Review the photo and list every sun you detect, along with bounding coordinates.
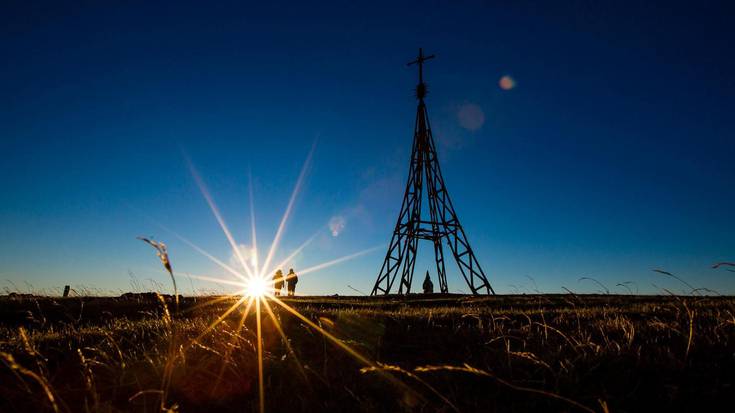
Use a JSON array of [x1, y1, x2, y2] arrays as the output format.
[[245, 276, 269, 298]]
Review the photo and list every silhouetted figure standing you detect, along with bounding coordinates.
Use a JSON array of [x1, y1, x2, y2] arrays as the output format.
[[286, 268, 298, 296], [273, 269, 284, 296], [423, 271, 434, 294]]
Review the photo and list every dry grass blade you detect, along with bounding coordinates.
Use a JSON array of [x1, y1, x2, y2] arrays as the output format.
[[683, 301, 695, 359], [128, 389, 164, 402], [0, 352, 60, 413], [616, 283, 633, 295], [508, 351, 552, 371], [533, 322, 580, 349], [414, 363, 596, 413], [360, 363, 459, 412], [578, 277, 610, 294], [18, 327, 40, 358], [652, 269, 697, 294], [138, 236, 179, 311]]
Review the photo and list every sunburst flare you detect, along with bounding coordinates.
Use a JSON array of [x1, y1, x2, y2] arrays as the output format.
[[166, 146, 398, 413]]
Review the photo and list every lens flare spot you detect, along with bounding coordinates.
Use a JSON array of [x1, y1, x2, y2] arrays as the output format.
[[499, 75, 515, 90], [329, 215, 346, 237], [457, 103, 485, 131]]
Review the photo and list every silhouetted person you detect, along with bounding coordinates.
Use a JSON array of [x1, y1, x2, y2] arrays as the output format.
[[423, 271, 434, 294], [273, 269, 284, 296], [286, 268, 298, 296]]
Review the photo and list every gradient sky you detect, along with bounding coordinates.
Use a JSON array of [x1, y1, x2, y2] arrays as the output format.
[[2, 1, 734, 296]]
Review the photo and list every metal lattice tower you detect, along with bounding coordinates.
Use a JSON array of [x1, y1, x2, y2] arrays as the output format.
[[371, 48, 495, 296]]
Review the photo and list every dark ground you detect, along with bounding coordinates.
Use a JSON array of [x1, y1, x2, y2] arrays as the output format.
[[1, 293, 734, 412]]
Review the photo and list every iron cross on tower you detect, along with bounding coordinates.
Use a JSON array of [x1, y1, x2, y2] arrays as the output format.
[[371, 48, 495, 296], [408, 47, 434, 99]]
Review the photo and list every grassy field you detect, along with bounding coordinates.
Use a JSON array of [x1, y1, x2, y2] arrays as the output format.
[[1, 293, 734, 412]]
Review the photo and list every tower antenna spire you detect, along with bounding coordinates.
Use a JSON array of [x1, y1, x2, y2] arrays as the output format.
[[407, 48, 435, 100], [372, 49, 495, 296]]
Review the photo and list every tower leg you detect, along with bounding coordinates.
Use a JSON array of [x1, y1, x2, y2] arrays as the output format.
[[441, 228, 495, 295], [432, 238, 448, 293], [399, 231, 419, 294], [372, 123, 424, 295]]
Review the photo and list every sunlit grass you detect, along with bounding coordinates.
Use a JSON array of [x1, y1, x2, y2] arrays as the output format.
[[2, 294, 735, 412]]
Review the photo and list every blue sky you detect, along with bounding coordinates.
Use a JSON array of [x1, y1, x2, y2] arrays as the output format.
[[1, 1, 733, 295]]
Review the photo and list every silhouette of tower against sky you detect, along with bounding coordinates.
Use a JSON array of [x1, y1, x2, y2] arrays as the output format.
[[371, 49, 495, 296]]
